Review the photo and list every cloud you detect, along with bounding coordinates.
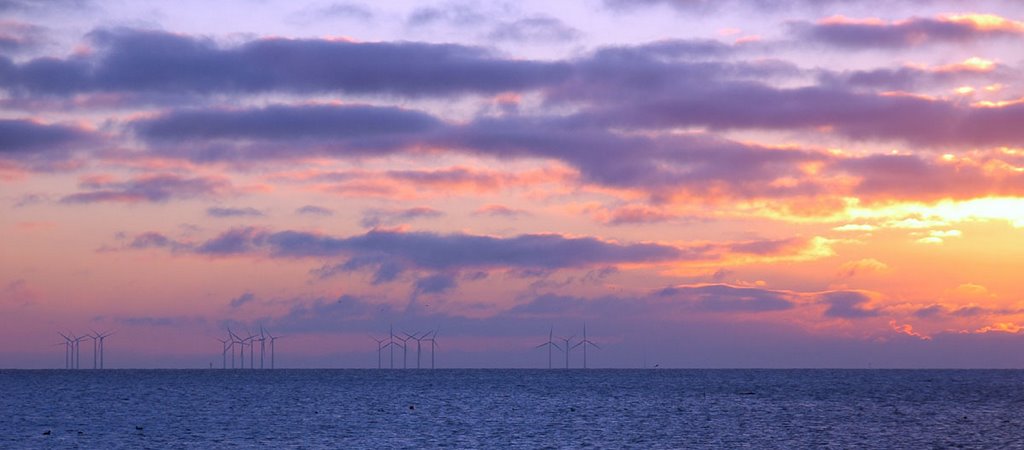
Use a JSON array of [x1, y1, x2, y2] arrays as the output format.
[[114, 315, 206, 327], [60, 174, 232, 204], [834, 153, 1024, 201], [820, 291, 880, 318], [914, 304, 991, 319], [296, 205, 334, 216], [597, 205, 676, 225], [360, 206, 443, 228], [0, 20, 47, 52], [406, 4, 486, 27], [1, 28, 570, 97], [791, 14, 1024, 49], [817, 58, 1010, 91], [132, 104, 443, 162], [288, 2, 374, 23], [195, 227, 266, 255], [837, 258, 888, 278], [414, 273, 458, 295], [207, 206, 263, 217], [229, 292, 256, 308], [0, 118, 92, 159], [657, 284, 796, 312], [473, 204, 529, 218], [487, 16, 581, 43]]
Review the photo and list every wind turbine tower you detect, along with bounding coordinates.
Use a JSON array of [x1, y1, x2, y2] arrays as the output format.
[[96, 330, 114, 369], [559, 334, 575, 369], [535, 327, 561, 369], [267, 330, 282, 369], [427, 329, 439, 369], [571, 323, 600, 369]]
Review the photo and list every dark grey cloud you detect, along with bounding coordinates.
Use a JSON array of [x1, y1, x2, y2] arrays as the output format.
[[60, 174, 231, 204], [207, 206, 263, 218], [820, 291, 880, 318], [1, 28, 570, 97]]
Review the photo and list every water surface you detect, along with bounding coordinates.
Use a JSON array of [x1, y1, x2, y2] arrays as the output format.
[[3, 369, 1022, 448]]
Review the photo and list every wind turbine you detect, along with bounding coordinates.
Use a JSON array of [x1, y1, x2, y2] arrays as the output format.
[[397, 332, 413, 369], [71, 334, 87, 369], [267, 330, 282, 369], [405, 332, 426, 369], [217, 337, 231, 369], [370, 335, 386, 369], [571, 323, 600, 369], [58, 333, 73, 369], [245, 331, 257, 369], [258, 326, 267, 369], [84, 333, 98, 369], [388, 325, 400, 369], [426, 329, 439, 369], [228, 327, 244, 369], [559, 334, 575, 369], [535, 327, 561, 369], [94, 330, 114, 369]]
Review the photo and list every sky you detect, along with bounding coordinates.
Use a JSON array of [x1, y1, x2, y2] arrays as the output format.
[[4, 0, 1024, 369]]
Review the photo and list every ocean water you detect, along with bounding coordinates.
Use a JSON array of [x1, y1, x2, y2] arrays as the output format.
[[3, 369, 1023, 449]]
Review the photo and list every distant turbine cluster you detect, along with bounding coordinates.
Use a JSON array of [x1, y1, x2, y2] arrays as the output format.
[[370, 326, 439, 369], [57, 330, 114, 369], [535, 324, 600, 369], [217, 325, 281, 369]]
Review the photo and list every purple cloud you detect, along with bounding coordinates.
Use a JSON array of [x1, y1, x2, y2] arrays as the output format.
[[657, 284, 796, 312], [0, 118, 91, 158], [360, 206, 443, 228], [820, 291, 880, 318], [487, 16, 580, 42], [60, 174, 231, 204], [207, 206, 263, 217], [791, 16, 1024, 49], [1, 28, 570, 96], [296, 205, 334, 216]]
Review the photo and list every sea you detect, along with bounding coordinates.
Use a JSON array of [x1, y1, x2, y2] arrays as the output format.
[[2, 369, 1023, 449]]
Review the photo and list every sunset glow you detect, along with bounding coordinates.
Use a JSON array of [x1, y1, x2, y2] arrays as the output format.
[[4, 0, 1024, 369]]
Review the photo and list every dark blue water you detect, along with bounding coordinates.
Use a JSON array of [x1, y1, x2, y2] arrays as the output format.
[[3, 369, 1024, 448]]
